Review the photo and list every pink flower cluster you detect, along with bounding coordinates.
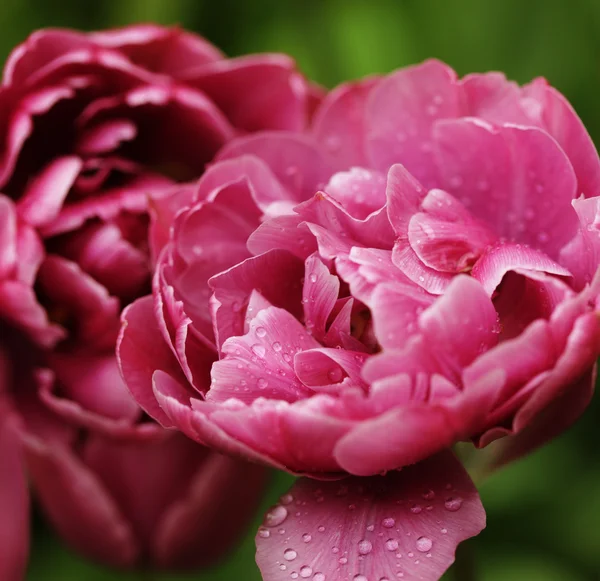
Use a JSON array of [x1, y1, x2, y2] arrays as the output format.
[[0, 24, 317, 577], [0, 23, 598, 581]]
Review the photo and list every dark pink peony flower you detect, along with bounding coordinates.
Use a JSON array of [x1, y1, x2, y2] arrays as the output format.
[[0, 23, 319, 573], [118, 60, 600, 580]]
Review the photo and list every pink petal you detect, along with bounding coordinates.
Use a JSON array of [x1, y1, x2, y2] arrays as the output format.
[[408, 189, 496, 273], [433, 120, 579, 257], [209, 306, 319, 404], [366, 60, 463, 186], [118, 296, 189, 427], [46, 351, 140, 422], [392, 241, 454, 294], [324, 167, 387, 220], [89, 24, 223, 76], [247, 215, 318, 260], [23, 433, 139, 568], [155, 452, 268, 569], [0, 280, 65, 347], [0, 412, 29, 581], [217, 132, 334, 201], [256, 451, 485, 581], [523, 81, 600, 200], [559, 196, 600, 289], [385, 163, 427, 239], [471, 243, 572, 296], [303, 254, 339, 342], [0, 196, 17, 278], [312, 77, 380, 167], [76, 118, 137, 155], [186, 54, 312, 132], [209, 250, 305, 348]]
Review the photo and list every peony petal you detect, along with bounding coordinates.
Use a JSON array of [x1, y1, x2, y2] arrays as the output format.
[[155, 452, 268, 569], [0, 413, 29, 581], [209, 307, 319, 404], [366, 60, 463, 186], [0, 196, 17, 278], [217, 132, 334, 201], [256, 451, 485, 581], [302, 254, 339, 342], [186, 54, 311, 132], [209, 249, 305, 348], [433, 120, 579, 257], [118, 296, 190, 427], [312, 77, 380, 168], [23, 432, 139, 568], [471, 243, 571, 296], [247, 214, 318, 260], [323, 167, 388, 220]]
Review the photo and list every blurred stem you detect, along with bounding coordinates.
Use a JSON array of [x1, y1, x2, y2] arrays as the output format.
[[453, 542, 477, 581]]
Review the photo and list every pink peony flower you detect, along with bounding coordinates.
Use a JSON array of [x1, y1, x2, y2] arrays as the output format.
[[0, 23, 318, 573], [118, 60, 600, 580]]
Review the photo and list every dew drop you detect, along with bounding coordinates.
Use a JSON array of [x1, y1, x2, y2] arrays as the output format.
[[418, 275, 425, 283], [291, 573, 299, 579], [252, 344, 266, 358], [256, 326, 267, 337], [339, 557, 348, 565], [385, 539, 399, 551], [318, 526, 326, 533], [382, 517, 395, 528], [407, 552, 414, 558], [309, 273, 318, 283], [264, 505, 288, 527], [410, 504, 422, 514], [280, 564, 287, 571], [441, 528, 448, 535], [444, 497, 463, 512], [281, 494, 294, 505], [258, 378, 268, 389], [300, 566, 313, 578], [422, 489, 435, 500], [327, 367, 344, 383], [314, 574, 325, 581], [302, 533, 312, 543], [258, 528, 270, 538], [353, 575, 368, 581], [366, 524, 375, 532], [273, 341, 282, 352], [358, 540, 373, 555], [284, 549, 298, 561], [416, 536, 433, 552], [380, 578, 390, 581]]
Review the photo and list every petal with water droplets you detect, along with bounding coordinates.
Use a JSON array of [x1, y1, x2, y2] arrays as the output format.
[[256, 451, 485, 581]]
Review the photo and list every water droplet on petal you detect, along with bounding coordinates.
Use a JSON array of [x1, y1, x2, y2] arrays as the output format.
[[441, 528, 448, 534], [318, 526, 326, 533], [422, 489, 435, 500], [309, 273, 318, 283], [385, 539, 399, 551], [280, 564, 287, 571], [416, 536, 432, 552], [410, 504, 422, 514], [300, 566, 313, 578], [339, 557, 348, 565], [366, 524, 375, 532], [281, 494, 293, 505], [273, 341, 282, 352], [258, 378, 268, 389], [252, 344, 266, 358], [314, 574, 325, 581], [382, 517, 395, 528], [258, 528, 270, 538], [327, 367, 344, 383], [291, 572, 299, 579], [353, 575, 368, 581], [256, 326, 267, 337], [358, 540, 372, 555], [264, 505, 288, 527], [302, 533, 312, 543], [444, 497, 463, 512], [284, 549, 298, 561]]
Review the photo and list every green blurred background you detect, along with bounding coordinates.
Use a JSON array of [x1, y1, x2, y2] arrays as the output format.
[[2, 0, 599, 579]]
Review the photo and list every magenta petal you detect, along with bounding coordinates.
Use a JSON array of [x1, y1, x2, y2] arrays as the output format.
[[433, 120, 579, 256], [155, 452, 268, 569], [0, 196, 17, 278], [209, 306, 319, 404], [256, 451, 485, 581], [118, 296, 187, 427], [217, 132, 335, 201], [471, 243, 572, 296], [312, 77, 380, 168], [23, 434, 139, 568], [187, 54, 311, 132], [303, 254, 339, 342], [0, 413, 29, 581], [366, 60, 463, 186]]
